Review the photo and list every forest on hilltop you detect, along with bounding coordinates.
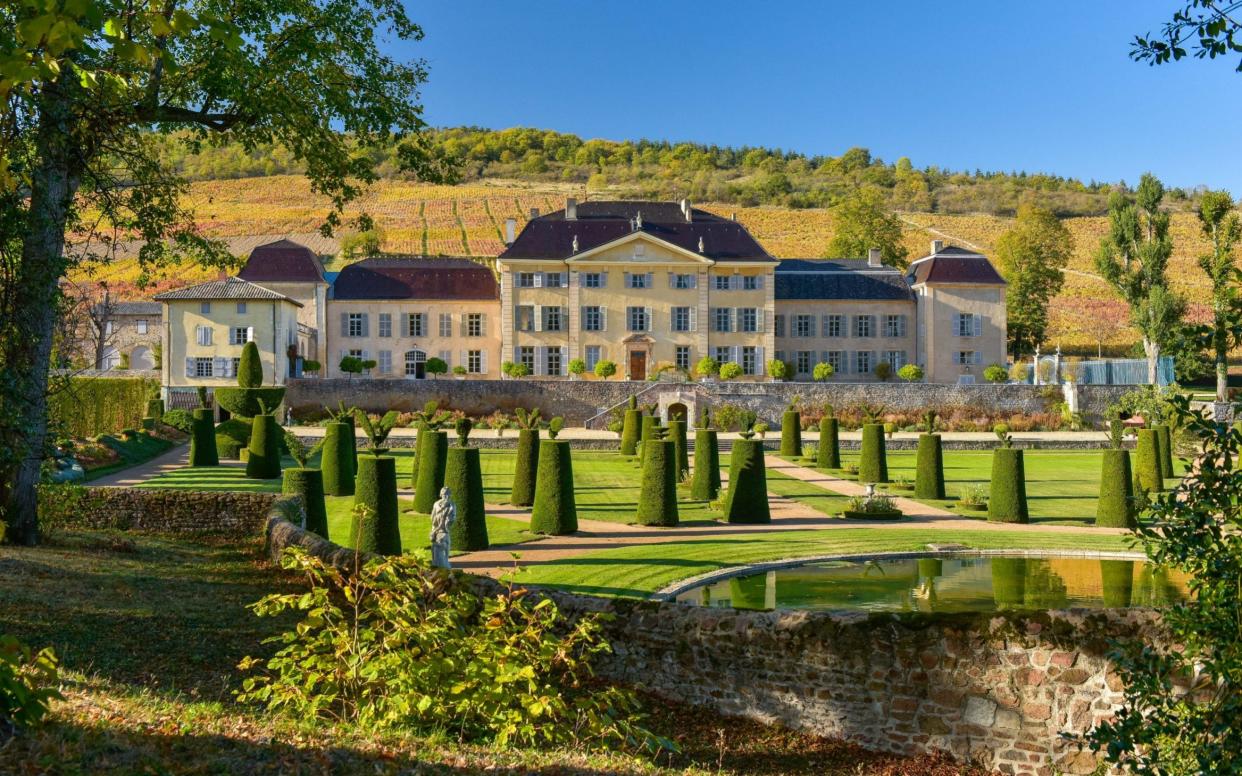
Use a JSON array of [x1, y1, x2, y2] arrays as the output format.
[[149, 126, 1207, 218]]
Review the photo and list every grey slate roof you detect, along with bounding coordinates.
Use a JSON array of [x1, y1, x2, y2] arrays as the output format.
[[153, 277, 302, 306], [108, 301, 161, 316], [774, 259, 915, 301], [907, 245, 1006, 285]]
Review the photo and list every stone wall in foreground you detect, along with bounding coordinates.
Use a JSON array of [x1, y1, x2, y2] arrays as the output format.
[[55, 487, 286, 538]]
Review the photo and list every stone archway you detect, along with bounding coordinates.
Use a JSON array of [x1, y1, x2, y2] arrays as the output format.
[[667, 402, 689, 422], [656, 389, 699, 425]]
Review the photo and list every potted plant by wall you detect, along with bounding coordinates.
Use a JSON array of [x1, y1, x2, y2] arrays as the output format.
[[955, 484, 989, 512], [451, 364, 467, 380], [983, 364, 1008, 384], [567, 358, 586, 380], [813, 362, 835, 383], [718, 362, 743, 381], [695, 356, 719, 383], [842, 489, 902, 520], [425, 357, 448, 379], [593, 359, 617, 380], [897, 363, 924, 383]]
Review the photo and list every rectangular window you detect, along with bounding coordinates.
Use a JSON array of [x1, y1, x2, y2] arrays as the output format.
[[348, 313, 364, 337], [518, 346, 535, 373], [673, 273, 696, 290], [378, 350, 392, 374], [516, 306, 534, 332], [468, 350, 483, 373], [136, 319, 148, 335], [742, 275, 759, 291], [796, 350, 813, 375], [713, 275, 731, 291], [854, 315, 874, 338], [672, 306, 692, 332], [794, 314, 814, 337], [712, 307, 733, 333], [194, 357, 214, 377], [378, 313, 392, 338], [627, 273, 650, 289], [543, 272, 563, 288], [200, 302, 211, 314], [884, 350, 907, 370], [741, 346, 758, 375], [196, 325, 213, 346], [956, 313, 982, 337], [585, 345, 602, 371], [738, 308, 759, 333], [466, 313, 483, 337], [439, 313, 452, 337], [546, 346, 563, 376], [406, 313, 426, 337], [627, 306, 648, 332], [825, 314, 844, 338], [348, 348, 364, 359], [957, 350, 979, 366], [675, 345, 691, 371], [236, 302, 247, 314], [714, 346, 732, 364], [826, 350, 844, 373], [582, 306, 603, 332], [542, 306, 563, 332], [855, 351, 873, 374], [518, 272, 537, 288], [884, 314, 907, 338], [774, 315, 785, 337], [231, 357, 240, 376], [582, 272, 604, 288], [230, 326, 249, 345]]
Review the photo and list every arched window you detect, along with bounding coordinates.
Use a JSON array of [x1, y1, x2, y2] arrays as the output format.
[[404, 349, 427, 377]]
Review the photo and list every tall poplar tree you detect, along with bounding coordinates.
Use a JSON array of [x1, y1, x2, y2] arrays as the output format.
[[994, 204, 1074, 359], [1195, 190, 1242, 401]]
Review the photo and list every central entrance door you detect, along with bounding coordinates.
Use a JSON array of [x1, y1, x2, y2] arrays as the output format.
[[629, 350, 647, 381]]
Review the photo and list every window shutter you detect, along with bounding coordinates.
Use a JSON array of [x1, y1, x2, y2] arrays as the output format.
[[534, 305, 543, 332], [535, 346, 546, 375], [623, 272, 630, 288], [689, 274, 698, 289], [600, 271, 608, 287], [480, 350, 488, 374], [731, 275, 740, 290], [689, 306, 697, 331], [185, 357, 194, 377], [668, 272, 675, 288], [756, 275, 765, 290], [645, 272, 653, 288], [600, 307, 608, 331], [340, 313, 348, 337], [973, 314, 983, 337], [731, 345, 740, 365], [756, 346, 765, 374], [731, 308, 739, 333], [213, 356, 227, 376], [360, 314, 369, 337], [757, 308, 766, 333], [479, 314, 487, 336], [644, 306, 652, 332], [560, 352, 568, 376], [460, 350, 468, 371], [246, 326, 254, 342], [533, 273, 543, 288]]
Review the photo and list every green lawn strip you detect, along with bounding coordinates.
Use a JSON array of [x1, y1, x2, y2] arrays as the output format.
[[83, 434, 177, 482], [505, 528, 1138, 598], [764, 469, 852, 517]]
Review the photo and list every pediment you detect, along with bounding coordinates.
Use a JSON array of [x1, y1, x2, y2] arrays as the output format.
[[565, 231, 714, 266]]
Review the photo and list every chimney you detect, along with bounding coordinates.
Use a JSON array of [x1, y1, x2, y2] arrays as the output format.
[[565, 197, 577, 220], [504, 218, 516, 245], [868, 248, 882, 267], [680, 198, 692, 222], [931, 239, 943, 254], [529, 207, 540, 219]]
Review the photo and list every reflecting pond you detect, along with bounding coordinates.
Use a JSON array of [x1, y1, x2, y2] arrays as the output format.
[[673, 555, 1190, 613]]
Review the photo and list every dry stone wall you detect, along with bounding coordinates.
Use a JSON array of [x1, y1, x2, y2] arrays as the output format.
[[65, 487, 284, 537]]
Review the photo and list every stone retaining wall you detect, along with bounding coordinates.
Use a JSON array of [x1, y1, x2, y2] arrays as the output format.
[[62, 487, 286, 537]]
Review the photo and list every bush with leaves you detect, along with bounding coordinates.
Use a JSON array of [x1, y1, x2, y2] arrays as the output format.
[[160, 408, 194, 433], [695, 356, 719, 379], [718, 362, 743, 381], [238, 549, 669, 753], [766, 359, 789, 381], [0, 635, 61, 737], [983, 364, 1009, 384], [593, 359, 617, 379], [874, 361, 892, 382], [812, 362, 835, 382], [897, 363, 924, 383], [424, 357, 448, 378], [355, 410, 400, 454]]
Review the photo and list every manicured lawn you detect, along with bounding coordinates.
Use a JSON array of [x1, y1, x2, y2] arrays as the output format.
[[506, 528, 1138, 598], [82, 433, 177, 481], [765, 469, 853, 516]]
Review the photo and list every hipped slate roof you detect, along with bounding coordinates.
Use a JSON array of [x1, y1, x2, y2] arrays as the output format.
[[332, 257, 499, 301], [238, 239, 327, 283], [907, 245, 1006, 285], [153, 277, 302, 305], [107, 301, 162, 316], [500, 201, 775, 262], [774, 259, 915, 301]]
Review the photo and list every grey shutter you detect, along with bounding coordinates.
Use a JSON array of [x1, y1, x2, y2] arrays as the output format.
[[756, 308, 765, 333], [185, 357, 194, 378], [600, 271, 608, 287], [689, 274, 697, 289], [973, 314, 983, 337], [534, 305, 543, 332], [668, 271, 675, 288], [644, 306, 652, 332], [401, 313, 410, 336], [756, 346, 764, 374], [213, 356, 227, 377], [688, 306, 696, 331], [559, 350, 568, 376], [600, 306, 608, 331], [645, 272, 653, 288], [623, 272, 630, 288], [360, 314, 369, 338], [340, 312, 348, 337], [479, 313, 487, 336]]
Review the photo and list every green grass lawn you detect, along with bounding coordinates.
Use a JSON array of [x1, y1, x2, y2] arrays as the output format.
[[765, 469, 853, 516], [83, 432, 176, 481]]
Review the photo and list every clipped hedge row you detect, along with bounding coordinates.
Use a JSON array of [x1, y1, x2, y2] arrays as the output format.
[[49, 376, 158, 438]]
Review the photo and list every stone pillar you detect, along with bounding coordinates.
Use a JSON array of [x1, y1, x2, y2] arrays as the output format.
[[568, 269, 580, 362]]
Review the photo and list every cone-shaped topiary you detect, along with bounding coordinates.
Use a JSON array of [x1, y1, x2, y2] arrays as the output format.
[[413, 430, 448, 513], [1100, 560, 1134, 607], [816, 417, 840, 469], [640, 413, 659, 441], [189, 408, 218, 467], [668, 419, 689, 481], [635, 439, 679, 526], [407, 421, 426, 488], [987, 448, 1029, 523], [351, 454, 401, 555], [723, 438, 771, 524], [1134, 428, 1164, 494], [619, 409, 641, 455], [1152, 423, 1174, 479], [282, 468, 328, 539], [245, 413, 282, 479], [780, 411, 802, 457], [530, 439, 578, 535], [690, 428, 721, 501], [342, 412, 358, 478], [1096, 449, 1136, 528], [445, 446, 488, 550], [510, 428, 540, 506], [320, 421, 355, 496], [914, 433, 945, 499], [237, 341, 264, 388], [858, 424, 889, 483], [991, 558, 1027, 608]]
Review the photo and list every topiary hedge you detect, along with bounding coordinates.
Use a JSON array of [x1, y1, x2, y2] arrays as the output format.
[[237, 341, 264, 388], [640, 414, 659, 442], [1152, 423, 1174, 480], [189, 408, 218, 467], [816, 417, 840, 469], [413, 430, 448, 514], [987, 448, 1029, 523], [214, 386, 287, 419], [510, 428, 540, 507], [690, 428, 721, 501], [914, 433, 945, 499], [780, 410, 802, 457], [1096, 449, 1136, 528], [408, 422, 426, 488], [282, 467, 328, 539], [530, 439, 578, 535], [215, 417, 251, 459], [351, 454, 401, 555], [635, 439, 679, 527], [667, 419, 689, 481], [341, 412, 358, 478], [161, 408, 193, 433], [619, 409, 641, 456], [245, 413, 282, 479], [1134, 428, 1164, 494], [858, 424, 888, 483], [445, 446, 489, 550], [320, 421, 355, 497], [723, 438, 770, 524]]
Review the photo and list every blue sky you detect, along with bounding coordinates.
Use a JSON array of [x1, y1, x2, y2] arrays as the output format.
[[398, 1, 1242, 193]]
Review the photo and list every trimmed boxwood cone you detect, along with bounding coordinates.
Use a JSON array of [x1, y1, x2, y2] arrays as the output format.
[[668, 420, 689, 480], [445, 446, 488, 550], [1135, 429, 1164, 494], [510, 428, 541, 506], [780, 411, 802, 457], [1100, 560, 1134, 607], [408, 422, 426, 488], [282, 468, 328, 539], [245, 414, 282, 479], [690, 428, 721, 501], [914, 433, 945, 499], [991, 558, 1027, 608], [620, 409, 641, 455], [1153, 424, 1174, 479], [988, 448, 1029, 523], [640, 414, 659, 442], [816, 417, 840, 469], [530, 439, 578, 535], [723, 438, 770, 524], [351, 454, 401, 555], [858, 424, 889, 483], [342, 413, 358, 478], [321, 421, 354, 496], [189, 408, 218, 467], [636, 439, 679, 526], [1096, 449, 1136, 528], [414, 430, 448, 514]]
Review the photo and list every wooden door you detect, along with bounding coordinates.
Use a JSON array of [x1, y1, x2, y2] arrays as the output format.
[[629, 350, 647, 381]]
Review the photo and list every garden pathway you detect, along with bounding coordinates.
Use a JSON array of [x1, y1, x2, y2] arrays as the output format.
[[91, 444, 189, 487]]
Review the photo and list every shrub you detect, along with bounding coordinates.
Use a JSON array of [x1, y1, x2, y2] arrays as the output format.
[[301, 359, 321, 374], [858, 424, 889, 483], [413, 430, 448, 514], [988, 448, 1029, 523], [983, 364, 1009, 384], [895, 363, 923, 383], [567, 358, 586, 377], [667, 419, 689, 481], [215, 418, 251, 459], [160, 408, 193, 433], [593, 359, 617, 379], [351, 459, 402, 555], [237, 550, 666, 751], [320, 421, 356, 497], [339, 355, 365, 379], [47, 375, 158, 437], [445, 447, 488, 551], [766, 359, 789, 381], [238, 341, 263, 388], [530, 439, 577, 535], [145, 397, 164, 419], [619, 409, 641, 456], [690, 428, 721, 501], [245, 413, 282, 479], [510, 428, 540, 507], [873, 361, 892, 381], [189, 408, 219, 467], [1009, 362, 1029, 383], [215, 386, 287, 419], [1096, 449, 1136, 529], [957, 484, 988, 508], [722, 439, 770, 524], [0, 635, 61, 732], [283, 468, 329, 539], [780, 410, 802, 457], [640, 413, 659, 442], [1134, 428, 1164, 494], [718, 362, 743, 380], [695, 356, 719, 379], [711, 403, 746, 432], [816, 417, 840, 469], [812, 362, 835, 382], [424, 357, 448, 378], [635, 439, 678, 527], [914, 433, 945, 499], [1152, 423, 1174, 479], [450, 364, 467, 377]]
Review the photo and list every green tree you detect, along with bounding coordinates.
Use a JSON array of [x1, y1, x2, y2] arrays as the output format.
[[339, 228, 385, 261], [424, 357, 448, 379], [812, 362, 835, 382], [593, 359, 617, 379], [994, 204, 1074, 359], [1133, 2, 1242, 70], [0, 0, 446, 545], [1096, 174, 1185, 385], [1194, 190, 1242, 401], [825, 187, 909, 268]]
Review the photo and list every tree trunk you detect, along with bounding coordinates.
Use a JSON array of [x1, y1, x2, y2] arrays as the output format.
[[1143, 337, 1160, 386], [1216, 308, 1229, 403], [2, 82, 80, 546]]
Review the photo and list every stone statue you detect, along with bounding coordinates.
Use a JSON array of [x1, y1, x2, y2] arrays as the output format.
[[430, 486, 456, 569]]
